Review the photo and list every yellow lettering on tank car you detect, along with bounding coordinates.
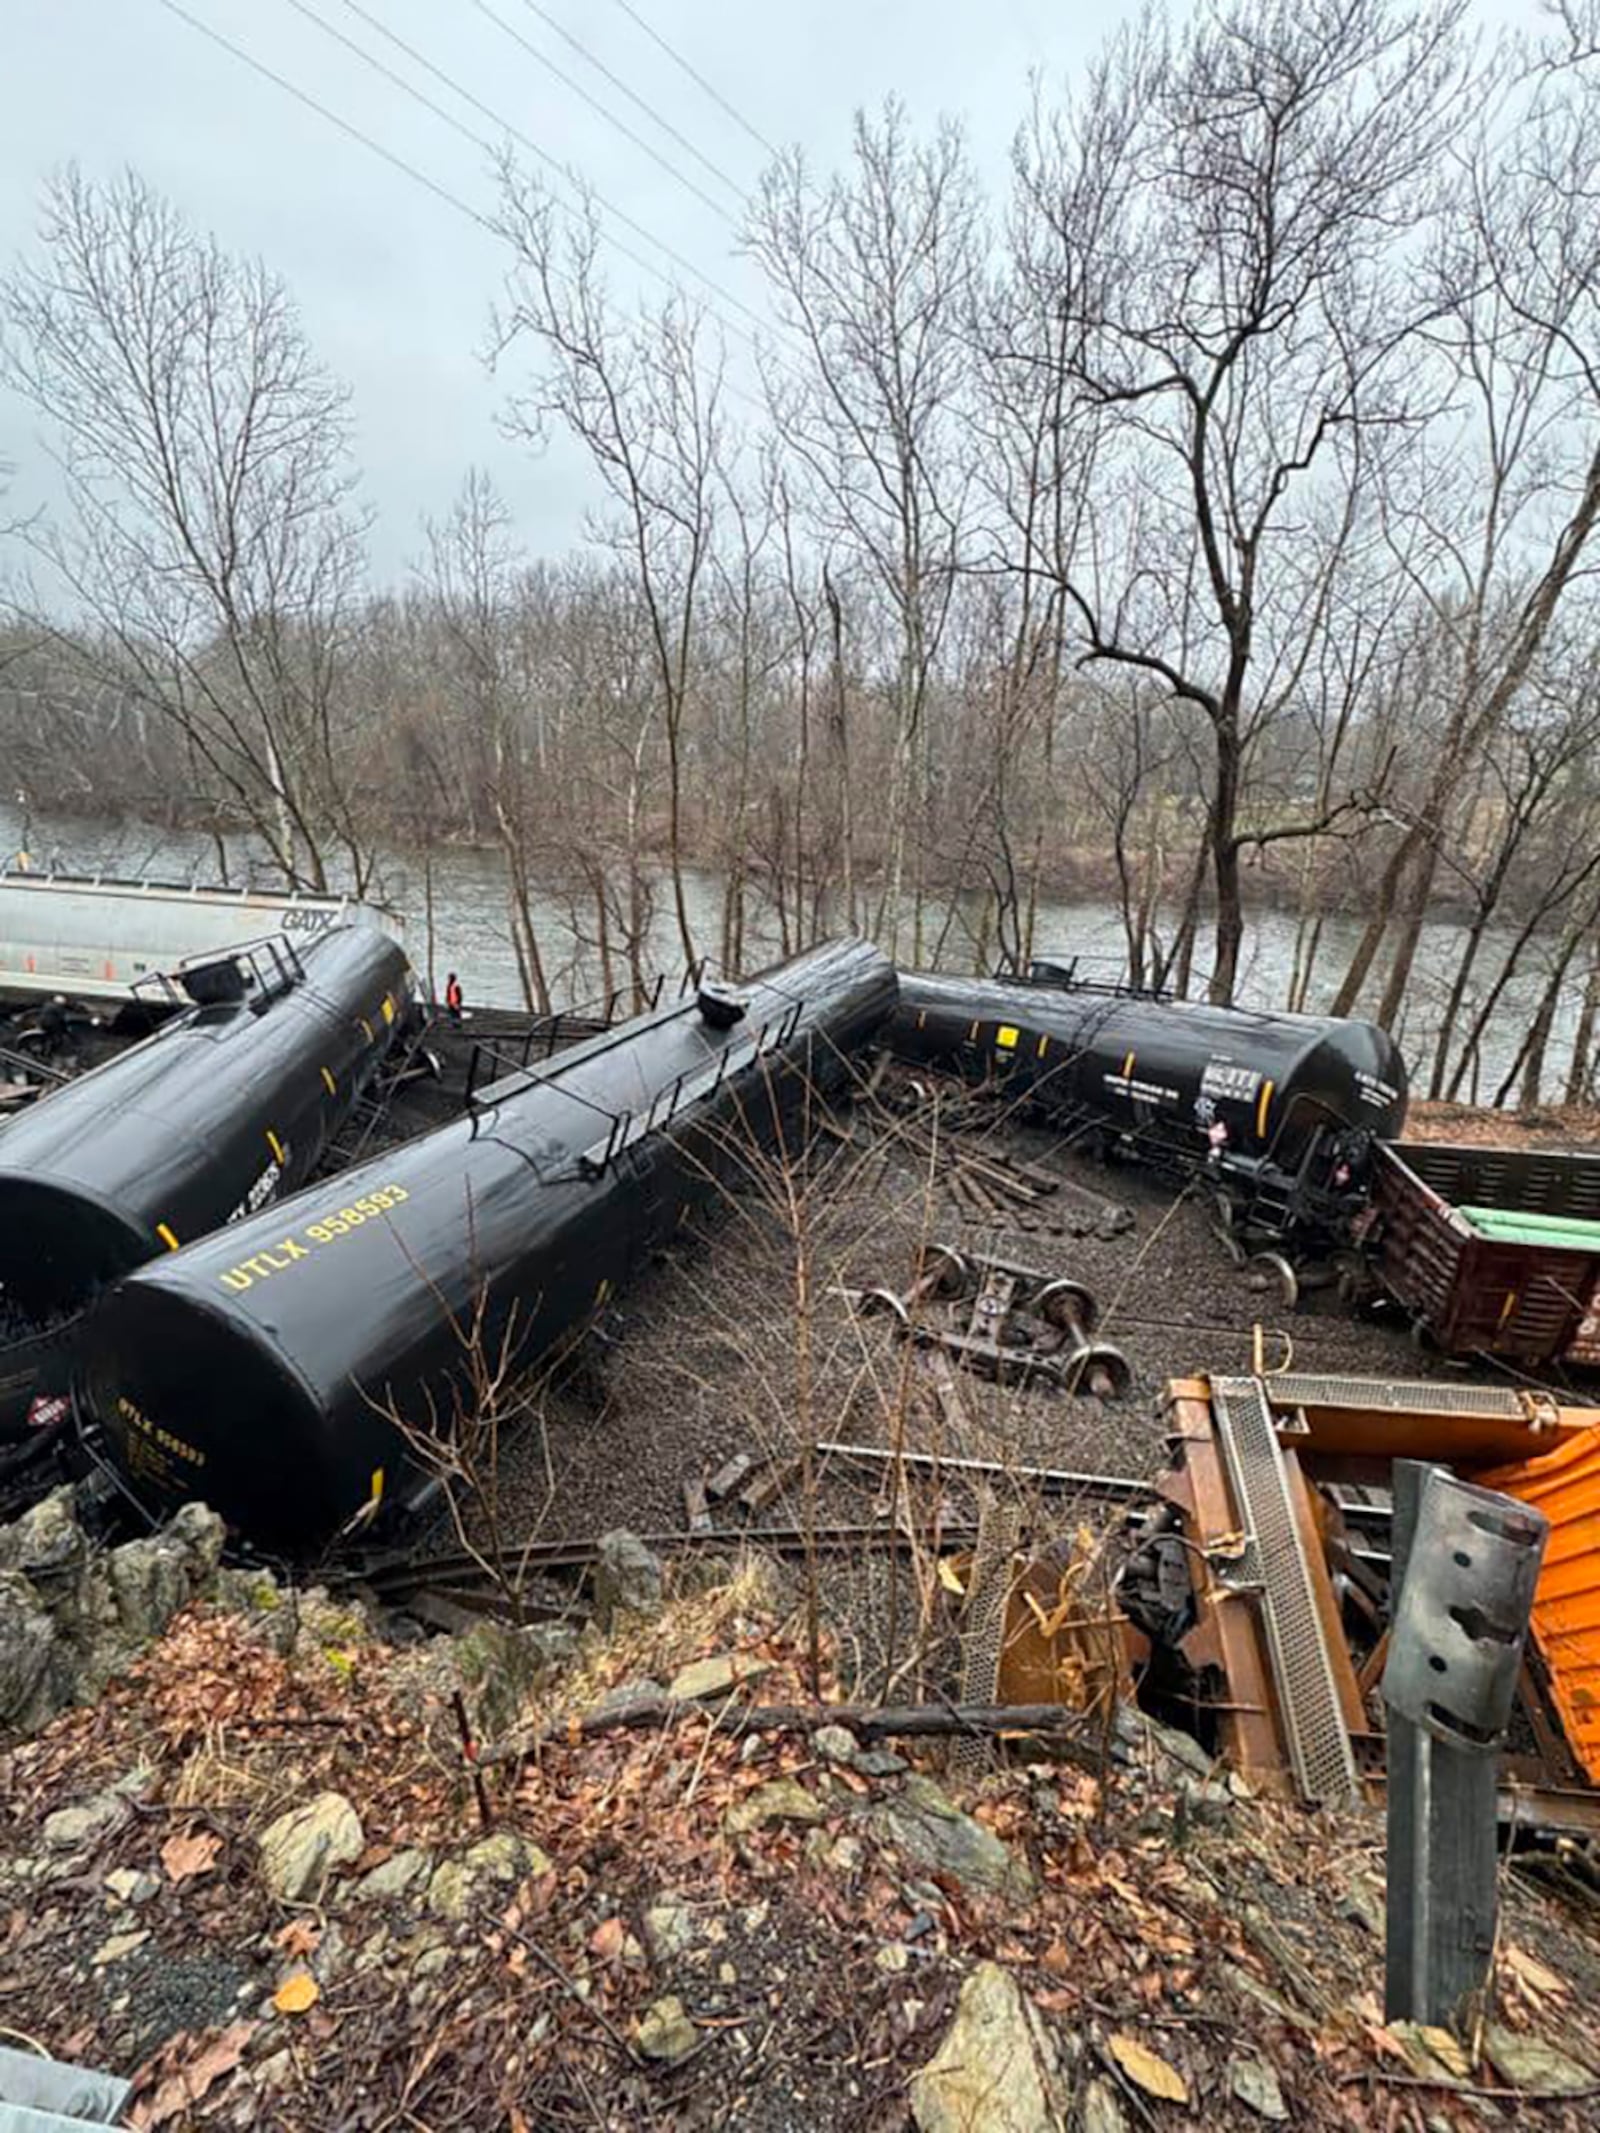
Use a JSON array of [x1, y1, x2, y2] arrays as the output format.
[[220, 1267, 253, 1293]]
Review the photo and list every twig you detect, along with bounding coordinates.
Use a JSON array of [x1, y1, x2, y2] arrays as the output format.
[[451, 1690, 493, 1831], [502, 1923, 644, 2066]]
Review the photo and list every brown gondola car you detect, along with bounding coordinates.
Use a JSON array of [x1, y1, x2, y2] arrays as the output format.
[[1372, 1140, 1600, 1366]]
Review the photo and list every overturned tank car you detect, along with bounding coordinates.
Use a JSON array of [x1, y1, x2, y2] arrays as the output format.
[[74, 938, 896, 1550], [0, 926, 415, 1326], [890, 968, 1408, 1270]]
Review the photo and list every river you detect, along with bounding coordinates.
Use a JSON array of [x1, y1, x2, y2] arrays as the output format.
[[0, 801, 1582, 1102]]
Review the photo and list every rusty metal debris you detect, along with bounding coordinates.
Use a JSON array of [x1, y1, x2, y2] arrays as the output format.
[[1112, 1372, 1600, 1842], [848, 1243, 1133, 1399]]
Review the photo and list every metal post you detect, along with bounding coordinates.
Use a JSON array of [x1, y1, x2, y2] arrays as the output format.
[[1383, 1460, 1548, 2027]]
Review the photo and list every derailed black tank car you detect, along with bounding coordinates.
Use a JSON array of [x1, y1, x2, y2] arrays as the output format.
[[891, 969, 1407, 1252], [0, 925, 414, 1319], [75, 938, 895, 1550]]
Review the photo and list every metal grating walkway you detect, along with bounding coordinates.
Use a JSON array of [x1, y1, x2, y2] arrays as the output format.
[[1261, 1374, 1535, 1420], [1212, 1377, 1362, 1806]]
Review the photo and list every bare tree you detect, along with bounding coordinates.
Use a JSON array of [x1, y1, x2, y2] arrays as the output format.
[[747, 103, 981, 962], [0, 168, 372, 889], [424, 470, 552, 1012], [1332, 14, 1600, 1019], [1006, 0, 1468, 1002], [493, 167, 721, 975]]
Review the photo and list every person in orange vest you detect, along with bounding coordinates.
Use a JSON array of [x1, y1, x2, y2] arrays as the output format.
[[444, 972, 464, 1027]]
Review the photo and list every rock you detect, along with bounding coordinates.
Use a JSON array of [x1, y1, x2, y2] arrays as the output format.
[[669, 1653, 772, 1702], [356, 1848, 434, 1902], [1340, 1879, 1385, 1939], [873, 1776, 1034, 1900], [0, 1487, 86, 1577], [726, 1778, 826, 1835], [876, 1943, 911, 1974], [0, 1493, 227, 1737], [910, 1961, 1061, 2132], [1112, 1706, 1216, 1780], [643, 1900, 697, 1963], [595, 1678, 665, 1716], [427, 1832, 552, 1920], [104, 1867, 160, 1907], [212, 1566, 284, 1616], [1230, 2057, 1289, 2120], [636, 1994, 698, 2065], [258, 1793, 365, 1902], [90, 1928, 151, 1967], [105, 1505, 226, 1641], [455, 1621, 579, 1740], [0, 1574, 59, 1733], [592, 1531, 665, 1626], [813, 1724, 859, 1767], [1081, 2077, 1129, 2133], [43, 1789, 132, 1852], [854, 1749, 908, 1779], [1483, 2024, 1595, 2096]]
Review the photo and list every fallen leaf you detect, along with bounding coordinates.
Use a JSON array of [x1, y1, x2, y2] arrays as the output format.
[[936, 1558, 967, 1595], [589, 1916, 626, 1961], [276, 1919, 321, 1961], [129, 2020, 255, 2129], [1108, 2032, 1190, 2104], [1503, 1946, 1567, 2002], [273, 1970, 321, 2015], [160, 1828, 222, 1883]]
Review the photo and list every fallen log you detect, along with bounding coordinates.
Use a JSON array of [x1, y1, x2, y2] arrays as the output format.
[[490, 1697, 1106, 1769]]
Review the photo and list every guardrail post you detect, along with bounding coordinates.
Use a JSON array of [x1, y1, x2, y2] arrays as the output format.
[[1383, 1460, 1548, 2028]]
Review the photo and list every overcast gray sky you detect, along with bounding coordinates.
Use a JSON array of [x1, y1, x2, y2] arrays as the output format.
[[0, 0, 1541, 580]]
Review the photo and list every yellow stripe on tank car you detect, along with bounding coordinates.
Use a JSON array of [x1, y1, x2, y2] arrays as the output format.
[[916, 1010, 926, 1030], [381, 994, 395, 1025], [320, 1067, 337, 1095], [1498, 1290, 1519, 1328], [996, 1025, 1019, 1050], [1122, 1050, 1136, 1079], [1256, 1079, 1275, 1141], [156, 1222, 180, 1251], [1036, 1035, 1049, 1059], [359, 1017, 374, 1041], [266, 1128, 285, 1164], [594, 1277, 612, 1307]]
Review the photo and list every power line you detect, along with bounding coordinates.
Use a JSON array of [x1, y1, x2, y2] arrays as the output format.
[[461, 0, 738, 228], [606, 0, 783, 166], [281, 0, 779, 350], [153, 0, 496, 233], [150, 0, 778, 414], [511, 0, 749, 203]]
